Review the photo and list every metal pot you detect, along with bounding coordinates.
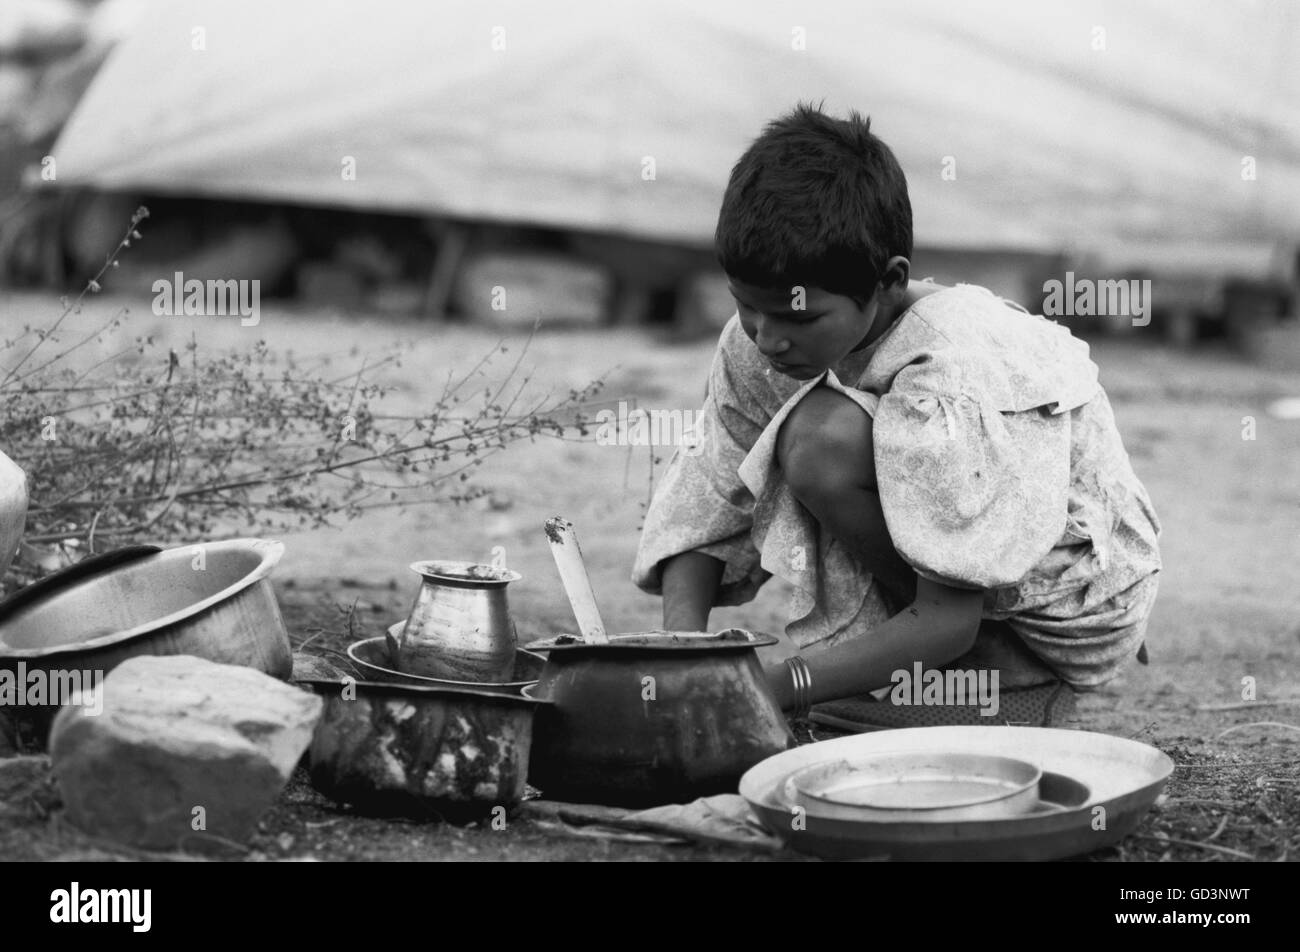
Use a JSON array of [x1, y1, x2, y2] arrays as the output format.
[[0, 539, 292, 744], [298, 674, 546, 820], [523, 628, 795, 807], [396, 560, 520, 683]]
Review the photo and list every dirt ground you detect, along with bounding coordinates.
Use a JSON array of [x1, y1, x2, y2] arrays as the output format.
[[2, 289, 1298, 861]]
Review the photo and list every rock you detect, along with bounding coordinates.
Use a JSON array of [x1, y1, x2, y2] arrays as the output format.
[[452, 251, 612, 327], [49, 655, 322, 853], [0, 754, 59, 819]]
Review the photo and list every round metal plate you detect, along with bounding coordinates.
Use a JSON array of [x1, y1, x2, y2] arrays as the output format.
[[740, 726, 1173, 861]]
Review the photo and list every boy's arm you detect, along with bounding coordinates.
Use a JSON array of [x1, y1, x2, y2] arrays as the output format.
[[763, 576, 985, 707], [633, 318, 771, 611], [660, 551, 726, 631]]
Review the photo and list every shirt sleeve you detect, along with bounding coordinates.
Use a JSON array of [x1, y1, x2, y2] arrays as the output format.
[[871, 351, 1074, 590], [631, 325, 771, 605]]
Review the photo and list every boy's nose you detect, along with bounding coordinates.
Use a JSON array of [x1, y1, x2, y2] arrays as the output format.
[[754, 318, 791, 357]]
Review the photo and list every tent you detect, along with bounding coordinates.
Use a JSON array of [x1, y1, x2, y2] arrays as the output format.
[[38, 0, 1300, 274]]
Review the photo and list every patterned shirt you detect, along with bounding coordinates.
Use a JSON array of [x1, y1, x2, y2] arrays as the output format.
[[633, 284, 1162, 687]]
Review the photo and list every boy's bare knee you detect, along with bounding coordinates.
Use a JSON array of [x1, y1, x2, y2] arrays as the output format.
[[777, 387, 875, 504]]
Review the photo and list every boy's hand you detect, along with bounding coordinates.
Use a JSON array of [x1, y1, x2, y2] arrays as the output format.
[[660, 551, 725, 631]]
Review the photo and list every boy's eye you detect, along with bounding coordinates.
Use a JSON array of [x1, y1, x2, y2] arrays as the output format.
[[734, 300, 821, 323]]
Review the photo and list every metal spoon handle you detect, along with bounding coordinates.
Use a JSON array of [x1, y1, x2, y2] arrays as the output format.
[[544, 516, 609, 644]]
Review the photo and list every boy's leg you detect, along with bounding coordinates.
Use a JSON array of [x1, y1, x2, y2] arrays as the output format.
[[778, 386, 1076, 727], [776, 385, 917, 607]]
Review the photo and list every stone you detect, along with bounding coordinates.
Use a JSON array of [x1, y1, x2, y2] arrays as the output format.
[[452, 251, 612, 328], [49, 655, 322, 853]]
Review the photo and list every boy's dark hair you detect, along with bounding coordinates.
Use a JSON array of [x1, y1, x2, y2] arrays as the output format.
[[715, 103, 912, 300]]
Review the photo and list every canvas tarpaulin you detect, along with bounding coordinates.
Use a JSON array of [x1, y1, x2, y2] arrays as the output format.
[[42, 0, 1300, 262]]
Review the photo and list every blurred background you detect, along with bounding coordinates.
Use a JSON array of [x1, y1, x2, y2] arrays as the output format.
[[1, 0, 1298, 673], [2, 0, 1297, 348], [3, 0, 1299, 860]]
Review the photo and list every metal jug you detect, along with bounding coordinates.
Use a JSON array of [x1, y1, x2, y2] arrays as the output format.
[[395, 561, 521, 683]]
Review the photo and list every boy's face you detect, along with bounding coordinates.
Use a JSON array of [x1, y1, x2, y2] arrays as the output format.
[[729, 279, 882, 380]]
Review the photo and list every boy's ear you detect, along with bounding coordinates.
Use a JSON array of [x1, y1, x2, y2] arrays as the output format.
[[880, 256, 911, 291], [874, 256, 911, 310]]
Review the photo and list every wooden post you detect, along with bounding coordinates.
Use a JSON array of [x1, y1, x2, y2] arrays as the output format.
[[423, 219, 471, 320]]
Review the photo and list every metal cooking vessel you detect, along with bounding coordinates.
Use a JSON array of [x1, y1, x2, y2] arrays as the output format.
[[0, 539, 292, 744], [298, 675, 546, 820], [523, 629, 795, 807], [397, 560, 520, 682]]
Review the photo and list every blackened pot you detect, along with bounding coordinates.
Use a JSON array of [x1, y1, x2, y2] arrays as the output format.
[[299, 675, 546, 822], [523, 629, 795, 807]]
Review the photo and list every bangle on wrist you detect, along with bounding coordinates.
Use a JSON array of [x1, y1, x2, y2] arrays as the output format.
[[784, 655, 813, 719]]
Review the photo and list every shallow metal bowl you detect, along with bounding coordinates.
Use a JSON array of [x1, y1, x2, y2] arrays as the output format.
[[785, 752, 1043, 822]]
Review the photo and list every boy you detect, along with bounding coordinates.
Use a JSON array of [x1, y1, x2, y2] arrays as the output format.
[[632, 104, 1161, 728]]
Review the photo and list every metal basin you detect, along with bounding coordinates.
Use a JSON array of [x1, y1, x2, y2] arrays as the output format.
[[0, 539, 292, 742], [523, 628, 795, 807], [298, 674, 547, 821]]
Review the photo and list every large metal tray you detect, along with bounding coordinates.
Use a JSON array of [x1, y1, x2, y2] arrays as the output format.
[[740, 726, 1173, 861]]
